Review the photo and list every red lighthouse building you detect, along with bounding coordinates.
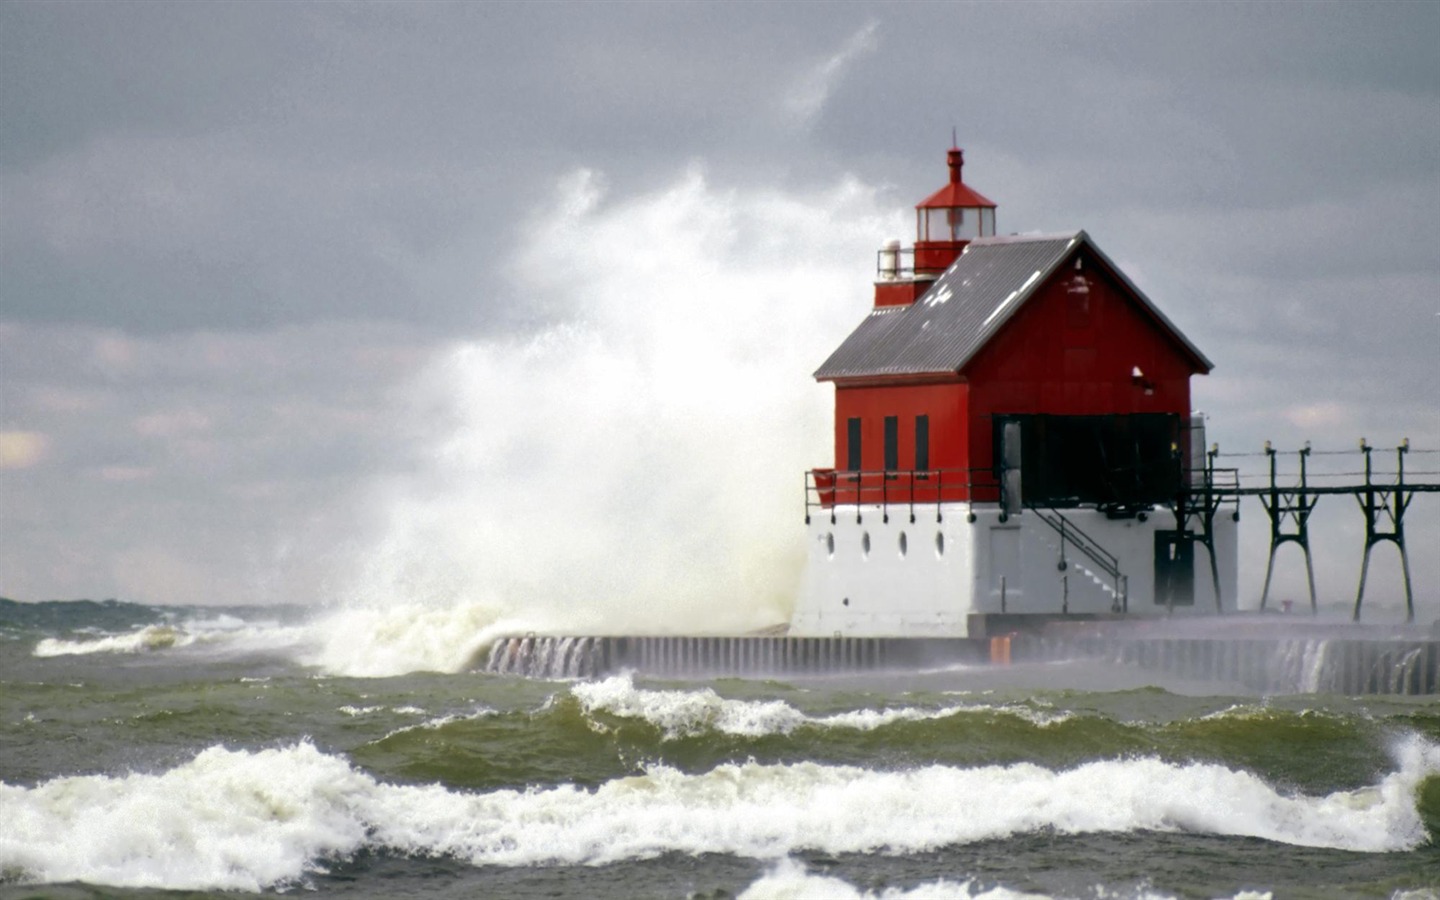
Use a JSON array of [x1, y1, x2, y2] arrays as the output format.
[[793, 147, 1236, 637]]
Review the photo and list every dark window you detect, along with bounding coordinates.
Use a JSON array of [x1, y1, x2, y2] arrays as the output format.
[[846, 418, 862, 471], [883, 416, 898, 471], [992, 413, 1183, 509], [915, 415, 930, 472]]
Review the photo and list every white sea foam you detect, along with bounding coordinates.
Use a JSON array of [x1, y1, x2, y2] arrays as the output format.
[[337, 705, 385, 717], [377, 709, 496, 741], [5, 737, 1432, 891], [736, 859, 1045, 900], [572, 674, 808, 737], [571, 674, 1068, 739]]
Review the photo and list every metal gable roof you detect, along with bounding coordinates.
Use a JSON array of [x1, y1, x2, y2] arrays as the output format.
[[813, 231, 1212, 382]]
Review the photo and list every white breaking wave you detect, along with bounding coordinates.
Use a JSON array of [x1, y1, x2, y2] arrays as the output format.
[[571, 674, 1070, 739], [33, 624, 193, 657], [2, 738, 1434, 892], [31, 616, 311, 659]]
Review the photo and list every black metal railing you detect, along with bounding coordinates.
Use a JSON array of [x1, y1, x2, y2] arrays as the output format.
[[1027, 504, 1128, 612], [804, 467, 1000, 525], [875, 246, 918, 280]]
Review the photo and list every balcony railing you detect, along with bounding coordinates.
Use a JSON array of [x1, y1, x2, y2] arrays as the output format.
[[805, 467, 1001, 524], [804, 465, 1241, 525], [875, 246, 918, 281]]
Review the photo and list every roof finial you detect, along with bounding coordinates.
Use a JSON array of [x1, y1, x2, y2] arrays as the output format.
[[947, 137, 963, 184]]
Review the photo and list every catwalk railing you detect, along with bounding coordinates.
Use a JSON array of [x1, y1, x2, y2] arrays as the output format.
[[1208, 439, 1440, 623]]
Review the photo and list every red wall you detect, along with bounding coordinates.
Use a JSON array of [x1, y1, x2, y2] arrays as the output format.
[[833, 381, 969, 471], [963, 251, 1198, 474], [826, 381, 977, 503]]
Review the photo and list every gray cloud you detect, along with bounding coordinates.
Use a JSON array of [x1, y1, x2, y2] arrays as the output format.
[[2, 1, 1437, 612]]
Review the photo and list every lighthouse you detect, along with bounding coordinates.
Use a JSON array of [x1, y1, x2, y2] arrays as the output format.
[[482, 146, 1440, 687], [792, 146, 1239, 637]]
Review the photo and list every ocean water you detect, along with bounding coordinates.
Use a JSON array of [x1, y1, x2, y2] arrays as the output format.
[[1, 599, 1438, 899]]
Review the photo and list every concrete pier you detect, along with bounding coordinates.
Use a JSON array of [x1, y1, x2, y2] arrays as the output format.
[[483, 634, 987, 680], [480, 620, 1440, 695]]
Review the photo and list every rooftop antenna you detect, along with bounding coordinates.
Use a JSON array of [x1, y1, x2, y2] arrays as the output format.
[[951, 125, 958, 149]]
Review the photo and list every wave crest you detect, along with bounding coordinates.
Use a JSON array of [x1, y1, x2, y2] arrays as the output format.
[[3, 737, 1434, 891], [571, 674, 1069, 740], [33, 624, 190, 657]]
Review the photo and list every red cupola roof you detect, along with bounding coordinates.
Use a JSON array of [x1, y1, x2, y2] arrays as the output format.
[[917, 147, 996, 211]]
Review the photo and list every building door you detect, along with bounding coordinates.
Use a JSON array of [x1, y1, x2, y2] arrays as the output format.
[[990, 527, 1021, 608], [1153, 530, 1194, 607]]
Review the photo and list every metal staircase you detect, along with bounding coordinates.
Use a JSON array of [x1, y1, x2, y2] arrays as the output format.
[[1026, 505, 1128, 612]]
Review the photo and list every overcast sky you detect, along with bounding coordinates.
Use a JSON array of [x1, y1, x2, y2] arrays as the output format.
[[2, 1, 1437, 622]]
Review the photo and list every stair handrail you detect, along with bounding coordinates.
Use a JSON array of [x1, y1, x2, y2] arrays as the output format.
[[1026, 504, 1128, 611]]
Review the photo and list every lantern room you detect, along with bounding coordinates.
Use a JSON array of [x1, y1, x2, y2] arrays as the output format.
[[875, 146, 999, 308], [913, 146, 997, 275]]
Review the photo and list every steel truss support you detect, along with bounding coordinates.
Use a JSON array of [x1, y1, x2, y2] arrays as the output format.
[[1258, 443, 1319, 614], [1353, 440, 1416, 623]]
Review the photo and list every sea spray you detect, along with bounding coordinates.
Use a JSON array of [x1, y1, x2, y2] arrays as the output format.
[[298, 602, 525, 677], [311, 168, 899, 673]]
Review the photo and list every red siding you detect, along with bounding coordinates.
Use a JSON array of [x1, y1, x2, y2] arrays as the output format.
[[834, 382, 969, 469], [963, 253, 1197, 475], [828, 381, 979, 503]]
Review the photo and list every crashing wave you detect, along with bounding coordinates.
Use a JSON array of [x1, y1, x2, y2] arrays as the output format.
[[1, 736, 1433, 891]]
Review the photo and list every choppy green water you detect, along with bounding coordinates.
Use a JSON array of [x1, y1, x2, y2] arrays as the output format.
[[2, 599, 1438, 899]]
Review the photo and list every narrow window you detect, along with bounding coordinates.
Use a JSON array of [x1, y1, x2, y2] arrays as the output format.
[[915, 415, 930, 472], [884, 416, 899, 471], [846, 417, 862, 471]]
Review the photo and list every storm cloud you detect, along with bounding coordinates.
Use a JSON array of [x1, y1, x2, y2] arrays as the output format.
[[2, 1, 1437, 615]]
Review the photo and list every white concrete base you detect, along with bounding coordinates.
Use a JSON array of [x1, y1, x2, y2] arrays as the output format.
[[791, 503, 1238, 637]]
